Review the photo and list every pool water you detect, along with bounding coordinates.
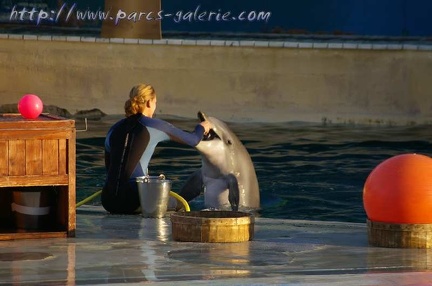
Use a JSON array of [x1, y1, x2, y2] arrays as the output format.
[[76, 115, 432, 223]]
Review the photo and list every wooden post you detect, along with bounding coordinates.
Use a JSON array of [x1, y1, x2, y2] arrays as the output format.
[[101, 0, 162, 39], [368, 220, 432, 248], [171, 211, 255, 243]]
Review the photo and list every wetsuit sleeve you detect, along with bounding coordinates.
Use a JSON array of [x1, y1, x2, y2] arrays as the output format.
[[141, 117, 205, 146]]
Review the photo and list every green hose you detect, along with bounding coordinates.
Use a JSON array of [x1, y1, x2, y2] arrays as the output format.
[[75, 189, 190, 211]]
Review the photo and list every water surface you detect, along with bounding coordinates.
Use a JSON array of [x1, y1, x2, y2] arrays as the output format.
[[76, 115, 432, 223]]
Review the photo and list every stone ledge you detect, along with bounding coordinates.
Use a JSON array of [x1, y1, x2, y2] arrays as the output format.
[[0, 104, 106, 120], [0, 32, 431, 51]]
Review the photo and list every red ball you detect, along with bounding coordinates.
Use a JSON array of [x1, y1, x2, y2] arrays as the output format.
[[363, 154, 432, 224], [18, 94, 43, 119]]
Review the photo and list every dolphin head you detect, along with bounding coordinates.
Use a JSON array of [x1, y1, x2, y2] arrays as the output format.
[[196, 111, 246, 176], [198, 111, 235, 145]]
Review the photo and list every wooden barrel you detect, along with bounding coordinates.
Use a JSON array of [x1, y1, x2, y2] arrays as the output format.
[[171, 211, 255, 243], [367, 219, 432, 248], [101, 0, 161, 39]]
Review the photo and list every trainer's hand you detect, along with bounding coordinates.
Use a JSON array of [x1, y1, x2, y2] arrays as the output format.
[[200, 120, 212, 135]]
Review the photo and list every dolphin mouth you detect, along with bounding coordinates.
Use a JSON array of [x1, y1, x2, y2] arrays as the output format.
[[203, 129, 219, 141], [198, 111, 220, 141]]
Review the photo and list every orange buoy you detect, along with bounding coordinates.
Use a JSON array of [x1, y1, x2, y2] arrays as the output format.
[[363, 153, 432, 224]]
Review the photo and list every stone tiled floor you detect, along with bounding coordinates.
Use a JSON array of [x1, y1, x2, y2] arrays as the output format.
[[0, 205, 431, 285]]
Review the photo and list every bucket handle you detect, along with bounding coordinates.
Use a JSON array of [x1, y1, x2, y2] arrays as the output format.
[[137, 174, 166, 183]]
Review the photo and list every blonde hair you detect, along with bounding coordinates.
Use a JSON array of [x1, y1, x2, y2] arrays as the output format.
[[124, 84, 156, 117]]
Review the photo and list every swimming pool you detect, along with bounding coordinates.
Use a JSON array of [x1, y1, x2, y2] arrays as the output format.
[[76, 115, 432, 223]]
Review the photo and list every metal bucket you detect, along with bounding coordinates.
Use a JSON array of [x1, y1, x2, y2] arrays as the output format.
[[11, 189, 52, 230], [136, 174, 171, 218]]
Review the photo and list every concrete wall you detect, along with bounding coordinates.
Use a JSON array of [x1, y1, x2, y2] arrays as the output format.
[[1, 35, 432, 124]]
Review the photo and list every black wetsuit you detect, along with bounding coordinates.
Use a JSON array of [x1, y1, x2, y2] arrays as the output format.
[[102, 113, 205, 214]]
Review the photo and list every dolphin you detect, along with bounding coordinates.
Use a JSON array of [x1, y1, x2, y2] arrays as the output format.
[[179, 111, 260, 211]]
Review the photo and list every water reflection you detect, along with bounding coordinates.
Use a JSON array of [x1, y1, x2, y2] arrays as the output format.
[[138, 218, 170, 242], [168, 242, 252, 279], [367, 248, 432, 272], [67, 243, 76, 286], [139, 220, 163, 282]]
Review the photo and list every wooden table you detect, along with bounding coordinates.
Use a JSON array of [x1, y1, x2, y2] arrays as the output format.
[[0, 113, 76, 240]]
